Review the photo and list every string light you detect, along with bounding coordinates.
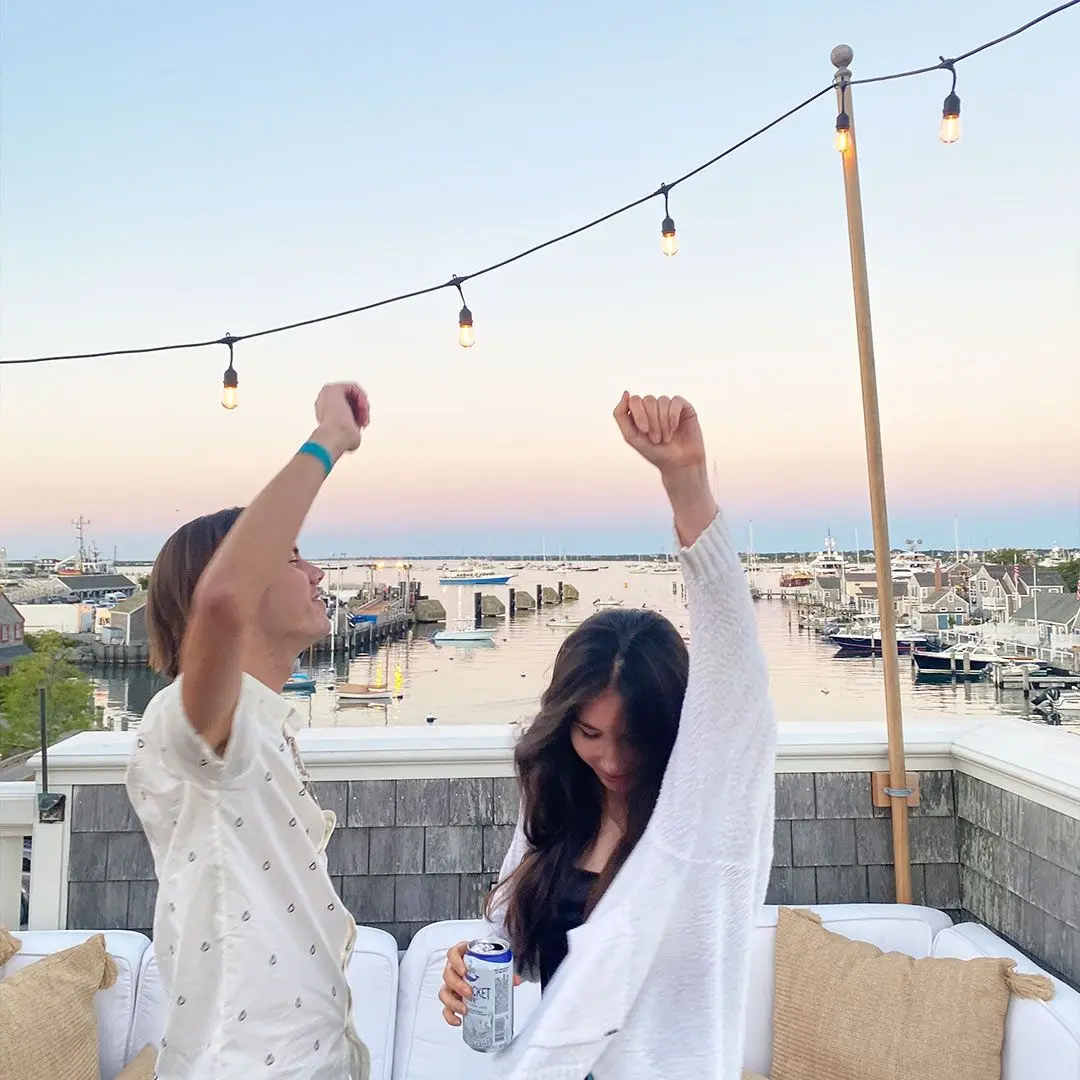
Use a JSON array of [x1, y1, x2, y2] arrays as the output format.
[[939, 60, 962, 143], [660, 184, 678, 256], [835, 92, 853, 154], [0, 1, 1074, 379], [453, 279, 475, 348], [221, 334, 239, 410]]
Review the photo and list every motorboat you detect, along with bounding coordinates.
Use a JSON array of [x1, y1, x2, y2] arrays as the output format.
[[832, 629, 936, 656], [283, 671, 317, 693], [439, 564, 513, 586], [912, 644, 997, 677], [334, 682, 394, 704]]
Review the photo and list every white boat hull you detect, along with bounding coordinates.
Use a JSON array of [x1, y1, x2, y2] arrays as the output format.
[[433, 628, 498, 642]]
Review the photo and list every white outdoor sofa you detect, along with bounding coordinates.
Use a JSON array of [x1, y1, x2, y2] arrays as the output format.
[[4, 906, 1078, 1079]]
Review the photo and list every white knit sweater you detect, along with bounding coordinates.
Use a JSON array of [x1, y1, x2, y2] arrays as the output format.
[[487, 510, 777, 1080]]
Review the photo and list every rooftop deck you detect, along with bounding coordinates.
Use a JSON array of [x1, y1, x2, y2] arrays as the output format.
[[2, 716, 1077, 988]]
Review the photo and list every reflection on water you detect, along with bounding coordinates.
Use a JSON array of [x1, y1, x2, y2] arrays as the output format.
[[92, 564, 1037, 730]]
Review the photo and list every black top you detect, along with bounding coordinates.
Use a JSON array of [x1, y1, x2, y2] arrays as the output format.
[[537, 866, 598, 990]]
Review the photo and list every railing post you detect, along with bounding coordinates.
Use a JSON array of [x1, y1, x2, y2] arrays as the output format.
[[0, 782, 37, 930]]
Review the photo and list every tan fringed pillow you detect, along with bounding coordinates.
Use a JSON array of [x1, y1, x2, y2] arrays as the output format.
[[743, 1072, 770, 1079], [0, 927, 21, 966], [0, 934, 118, 1080], [771, 906, 1053, 1080], [117, 1044, 158, 1079]]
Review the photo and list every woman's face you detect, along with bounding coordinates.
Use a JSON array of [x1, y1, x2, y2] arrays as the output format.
[[570, 689, 639, 795]]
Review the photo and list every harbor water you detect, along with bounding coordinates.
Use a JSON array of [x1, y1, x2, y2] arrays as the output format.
[[92, 564, 1037, 730]]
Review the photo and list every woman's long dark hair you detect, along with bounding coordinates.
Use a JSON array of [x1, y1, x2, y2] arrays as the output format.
[[487, 607, 688, 973]]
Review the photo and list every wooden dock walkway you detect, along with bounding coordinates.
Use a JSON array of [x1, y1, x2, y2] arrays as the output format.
[[85, 611, 414, 667]]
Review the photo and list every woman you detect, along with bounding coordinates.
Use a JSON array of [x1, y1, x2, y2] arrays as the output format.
[[438, 392, 776, 1079]]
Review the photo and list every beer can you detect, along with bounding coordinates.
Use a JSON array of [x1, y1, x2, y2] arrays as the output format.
[[462, 936, 514, 1052]]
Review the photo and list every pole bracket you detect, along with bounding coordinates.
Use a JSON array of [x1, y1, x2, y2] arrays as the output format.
[[872, 771, 921, 808]]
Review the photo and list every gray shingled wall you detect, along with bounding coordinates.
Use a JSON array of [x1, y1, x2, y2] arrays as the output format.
[[768, 769, 960, 915], [64, 770, 1077, 982], [956, 773, 1080, 986]]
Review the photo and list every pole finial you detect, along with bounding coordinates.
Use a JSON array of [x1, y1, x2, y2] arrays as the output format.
[[831, 43, 853, 82]]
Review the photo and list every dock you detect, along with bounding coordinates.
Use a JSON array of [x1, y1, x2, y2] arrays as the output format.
[[79, 610, 414, 668]]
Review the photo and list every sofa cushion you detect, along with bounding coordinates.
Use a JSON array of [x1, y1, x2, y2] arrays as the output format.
[[771, 906, 1052, 1080], [393, 919, 542, 1080], [742, 904, 953, 1076], [347, 926, 400, 1080], [0, 934, 117, 1080], [933, 923, 1080, 1080], [132, 924, 399, 1080], [2, 929, 150, 1080], [0, 927, 19, 966]]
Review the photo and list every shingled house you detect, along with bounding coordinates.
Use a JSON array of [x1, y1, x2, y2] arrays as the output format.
[[0, 593, 31, 675]]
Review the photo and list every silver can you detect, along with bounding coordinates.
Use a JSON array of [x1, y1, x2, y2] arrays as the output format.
[[462, 936, 514, 1052]]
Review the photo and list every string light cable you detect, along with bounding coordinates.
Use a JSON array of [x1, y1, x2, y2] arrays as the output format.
[[1, 0, 1075, 403]]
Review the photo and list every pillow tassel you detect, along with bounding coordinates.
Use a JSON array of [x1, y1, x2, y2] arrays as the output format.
[[1004, 963, 1054, 1001]]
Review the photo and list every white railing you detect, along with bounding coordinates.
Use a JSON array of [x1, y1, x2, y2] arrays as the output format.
[[944, 624, 1080, 668], [0, 782, 35, 930]]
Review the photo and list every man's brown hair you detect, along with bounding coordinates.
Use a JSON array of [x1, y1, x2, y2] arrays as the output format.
[[147, 508, 244, 678]]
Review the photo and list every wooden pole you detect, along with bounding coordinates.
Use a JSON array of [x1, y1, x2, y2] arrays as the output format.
[[831, 44, 912, 904]]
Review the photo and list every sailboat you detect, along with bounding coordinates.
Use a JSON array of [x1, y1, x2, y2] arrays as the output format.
[[746, 519, 762, 600], [432, 586, 498, 643], [433, 626, 498, 642]]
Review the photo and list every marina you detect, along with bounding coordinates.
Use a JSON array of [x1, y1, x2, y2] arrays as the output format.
[[49, 561, 1076, 733]]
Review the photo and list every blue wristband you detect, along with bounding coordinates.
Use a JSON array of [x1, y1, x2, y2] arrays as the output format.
[[298, 441, 334, 477]]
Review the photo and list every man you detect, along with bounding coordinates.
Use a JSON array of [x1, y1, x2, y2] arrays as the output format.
[[127, 382, 371, 1079]]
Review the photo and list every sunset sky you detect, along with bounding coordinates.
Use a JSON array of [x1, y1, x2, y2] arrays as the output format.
[[2, 1, 1078, 560]]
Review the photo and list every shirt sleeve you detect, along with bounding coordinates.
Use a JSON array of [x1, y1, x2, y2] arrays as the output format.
[[650, 509, 778, 868], [138, 674, 262, 786]]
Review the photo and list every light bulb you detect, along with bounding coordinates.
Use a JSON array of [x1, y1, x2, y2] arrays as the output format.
[[939, 92, 961, 144], [222, 366, 239, 410], [660, 216, 678, 257], [835, 112, 852, 153], [457, 305, 475, 349]]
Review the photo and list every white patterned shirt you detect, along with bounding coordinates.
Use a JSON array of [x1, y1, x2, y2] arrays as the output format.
[[126, 673, 369, 1080]]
